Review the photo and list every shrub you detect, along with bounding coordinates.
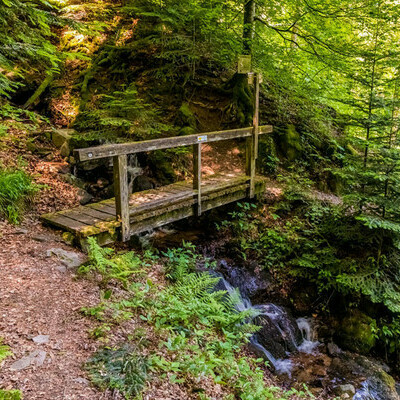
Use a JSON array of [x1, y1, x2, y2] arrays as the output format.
[[0, 169, 38, 224]]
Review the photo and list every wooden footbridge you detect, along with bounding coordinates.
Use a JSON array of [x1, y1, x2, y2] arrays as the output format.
[[42, 74, 273, 247]]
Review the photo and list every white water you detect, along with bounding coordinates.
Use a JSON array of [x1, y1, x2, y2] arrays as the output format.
[[353, 380, 380, 400], [218, 275, 319, 375]]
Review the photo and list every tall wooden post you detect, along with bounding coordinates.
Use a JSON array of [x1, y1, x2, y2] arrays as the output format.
[[113, 154, 130, 242], [193, 143, 202, 216], [246, 72, 260, 198]]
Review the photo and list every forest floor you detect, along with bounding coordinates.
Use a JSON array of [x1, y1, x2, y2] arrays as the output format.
[[0, 219, 104, 399]]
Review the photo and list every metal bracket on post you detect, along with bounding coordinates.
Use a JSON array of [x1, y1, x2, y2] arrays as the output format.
[[113, 154, 130, 242]]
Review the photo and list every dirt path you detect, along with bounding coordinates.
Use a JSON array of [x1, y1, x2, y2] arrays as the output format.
[[0, 219, 103, 399]]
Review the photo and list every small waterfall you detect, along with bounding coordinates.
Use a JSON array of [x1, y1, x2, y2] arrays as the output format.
[[296, 317, 319, 353], [353, 380, 382, 400], [216, 274, 319, 375], [127, 154, 142, 193]]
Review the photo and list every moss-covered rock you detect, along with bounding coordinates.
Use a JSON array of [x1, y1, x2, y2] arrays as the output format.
[[178, 103, 196, 129], [337, 310, 377, 354], [276, 124, 302, 162]]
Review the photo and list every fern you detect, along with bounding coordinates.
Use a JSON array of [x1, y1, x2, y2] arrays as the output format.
[[0, 169, 39, 224]]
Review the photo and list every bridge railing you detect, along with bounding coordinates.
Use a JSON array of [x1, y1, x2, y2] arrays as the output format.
[[74, 74, 272, 242]]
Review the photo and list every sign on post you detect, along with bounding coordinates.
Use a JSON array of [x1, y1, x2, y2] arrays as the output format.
[[238, 55, 252, 74]]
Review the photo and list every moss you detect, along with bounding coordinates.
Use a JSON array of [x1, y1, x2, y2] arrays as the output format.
[[178, 103, 196, 129], [337, 310, 377, 354], [178, 126, 196, 136], [277, 124, 302, 162]]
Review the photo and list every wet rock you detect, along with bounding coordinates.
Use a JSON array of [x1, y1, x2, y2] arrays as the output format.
[[327, 342, 342, 357], [46, 248, 86, 269], [32, 335, 49, 345], [218, 260, 271, 301], [77, 188, 93, 205], [10, 350, 47, 371], [336, 310, 376, 354], [252, 304, 303, 359]]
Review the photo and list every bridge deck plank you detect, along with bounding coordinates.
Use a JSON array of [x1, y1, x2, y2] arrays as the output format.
[[41, 174, 265, 246]]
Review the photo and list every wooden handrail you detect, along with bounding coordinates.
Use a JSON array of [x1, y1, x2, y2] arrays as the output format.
[[73, 73, 272, 242], [74, 125, 273, 162]]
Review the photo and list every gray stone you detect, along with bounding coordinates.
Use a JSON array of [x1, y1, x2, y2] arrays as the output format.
[[46, 248, 86, 269], [327, 342, 342, 356], [32, 335, 49, 345], [14, 228, 28, 235], [77, 188, 93, 205], [32, 234, 47, 242], [73, 377, 90, 386], [10, 350, 47, 371], [56, 265, 67, 273]]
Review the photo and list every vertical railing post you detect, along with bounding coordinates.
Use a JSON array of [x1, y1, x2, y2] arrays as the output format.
[[113, 154, 130, 242], [246, 72, 260, 198], [193, 143, 202, 216]]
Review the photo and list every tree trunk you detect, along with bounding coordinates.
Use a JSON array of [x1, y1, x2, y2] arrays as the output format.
[[243, 0, 256, 56]]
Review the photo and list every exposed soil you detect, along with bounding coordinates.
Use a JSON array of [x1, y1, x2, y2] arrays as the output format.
[[0, 220, 103, 399]]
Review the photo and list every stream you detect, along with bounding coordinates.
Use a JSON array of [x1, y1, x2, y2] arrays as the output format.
[[213, 262, 400, 400]]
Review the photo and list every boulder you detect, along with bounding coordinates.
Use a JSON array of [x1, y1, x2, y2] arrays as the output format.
[[336, 310, 377, 354], [276, 124, 302, 161], [252, 304, 303, 359]]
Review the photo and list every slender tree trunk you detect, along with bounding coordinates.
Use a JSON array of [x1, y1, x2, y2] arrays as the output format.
[[243, 0, 256, 56]]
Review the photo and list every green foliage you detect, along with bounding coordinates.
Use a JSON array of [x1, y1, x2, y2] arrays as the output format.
[[86, 346, 148, 399], [0, 390, 22, 400], [75, 84, 172, 140], [82, 239, 310, 399], [0, 169, 38, 224], [79, 237, 155, 286], [0, 338, 12, 363], [0, 0, 64, 96]]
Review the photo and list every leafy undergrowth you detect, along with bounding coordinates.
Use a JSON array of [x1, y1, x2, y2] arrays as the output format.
[[80, 238, 314, 400], [0, 169, 39, 224], [0, 339, 22, 400]]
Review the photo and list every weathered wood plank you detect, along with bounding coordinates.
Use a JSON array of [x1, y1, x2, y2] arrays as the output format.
[[193, 143, 202, 216], [113, 155, 130, 242], [249, 72, 260, 198], [41, 213, 91, 233], [75, 126, 273, 161]]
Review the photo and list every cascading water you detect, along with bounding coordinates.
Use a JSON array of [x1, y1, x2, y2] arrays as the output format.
[[216, 273, 319, 376]]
